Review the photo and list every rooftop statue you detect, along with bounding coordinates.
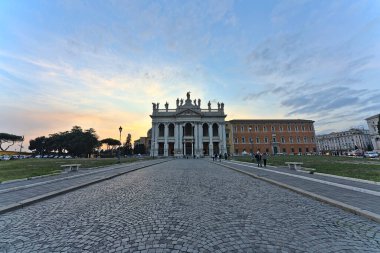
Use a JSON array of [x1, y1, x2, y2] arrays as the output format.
[[208, 101, 211, 110], [152, 103, 156, 110], [186, 91, 191, 100]]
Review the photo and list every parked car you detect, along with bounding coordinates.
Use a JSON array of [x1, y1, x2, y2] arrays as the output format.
[[65, 155, 72, 159], [1, 155, 11, 161], [363, 151, 379, 158]]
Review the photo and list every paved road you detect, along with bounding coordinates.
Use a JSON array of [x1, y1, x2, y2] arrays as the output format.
[[0, 159, 379, 252]]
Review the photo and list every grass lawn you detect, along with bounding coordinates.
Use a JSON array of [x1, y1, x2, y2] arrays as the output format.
[[234, 155, 380, 182], [0, 157, 147, 182]]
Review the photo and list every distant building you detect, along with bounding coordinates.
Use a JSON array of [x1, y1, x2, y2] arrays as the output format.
[[316, 128, 372, 154], [365, 114, 380, 152], [228, 119, 316, 155], [133, 137, 149, 154], [150, 92, 227, 157]]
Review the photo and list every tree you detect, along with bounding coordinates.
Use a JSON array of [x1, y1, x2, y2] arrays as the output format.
[[0, 133, 23, 151], [29, 126, 100, 157], [29, 136, 47, 155], [123, 133, 133, 155], [100, 138, 121, 150]]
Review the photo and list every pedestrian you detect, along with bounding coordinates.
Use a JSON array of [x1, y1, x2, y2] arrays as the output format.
[[255, 151, 262, 167], [212, 153, 215, 161], [214, 153, 218, 162], [224, 152, 228, 160], [262, 152, 268, 167], [219, 153, 222, 162]]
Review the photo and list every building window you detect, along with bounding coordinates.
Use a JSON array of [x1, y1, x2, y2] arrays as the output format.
[[235, 149, 238, 154], [297, 137, 300, 143], [242, 137, 245, 143], [311, 137, 315, 143], [241, 126, 244, 132], [203, 123, 209, 137], [289, 137, 293, 143], [255, 126, 258, 132], [279, 126, 283, 132], [281, 137, 285, 143], [249, 137, 253, 143], [158, 124, 165, 137], [256, 137, 260, 143], [234, 138, 238, 144], [233, 126, 237, 132], [282, 148, 286, 153], [295, 126, 299, 131], [302, 125, 305, 131], [304, 137, 307, 143], [299, 147, 302, 153], [306, 147, 309, 152], [263, 126, 267, 132], [271, 126, 275, 131], [264, 137, 268, 143], [272, 137, 276, 142], [288, 125, 291, 131], [291, 147, 295, 153]]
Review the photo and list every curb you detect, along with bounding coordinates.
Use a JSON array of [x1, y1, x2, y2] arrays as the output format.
[[214, 161, 380, 224], [0, 160, 169, 215]]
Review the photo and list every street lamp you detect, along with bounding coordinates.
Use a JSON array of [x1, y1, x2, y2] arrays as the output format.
[[248, 127, 253, 156], [118, 126, 122, 163]]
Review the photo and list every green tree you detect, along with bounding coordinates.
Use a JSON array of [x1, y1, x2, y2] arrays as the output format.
[[100, 138, 121, 150], [0, 133, 23, 151]]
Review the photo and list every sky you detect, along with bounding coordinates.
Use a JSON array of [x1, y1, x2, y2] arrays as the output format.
[[1, 0, 380, 151]]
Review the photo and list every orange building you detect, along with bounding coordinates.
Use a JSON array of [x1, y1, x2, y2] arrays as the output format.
[[228, 119, 316, 155]]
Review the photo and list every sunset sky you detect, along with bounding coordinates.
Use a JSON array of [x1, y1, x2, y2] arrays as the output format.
[[1, 0, 379, 150]]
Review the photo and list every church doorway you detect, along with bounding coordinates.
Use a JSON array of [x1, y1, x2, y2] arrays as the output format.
[[168, 142, 174, 156], [203, 142, 209, 156], [185, 142, 192, 155]]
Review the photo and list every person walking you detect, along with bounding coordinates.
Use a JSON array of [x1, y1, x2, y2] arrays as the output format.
[[255, 151, 262, 167], [262, 152, 268, 167]]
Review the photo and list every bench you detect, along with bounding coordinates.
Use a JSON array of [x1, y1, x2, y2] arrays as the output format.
[[60, 164, 81, 172], [285, 162, 303, 170]]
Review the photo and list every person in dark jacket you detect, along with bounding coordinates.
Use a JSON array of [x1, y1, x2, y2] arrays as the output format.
[[255, 151, 262, 167], [262, 152, 268, 167]]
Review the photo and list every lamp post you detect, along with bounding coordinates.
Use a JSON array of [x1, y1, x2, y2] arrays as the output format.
[[118, 126, 122, 163], [248, 127, 253, 156]]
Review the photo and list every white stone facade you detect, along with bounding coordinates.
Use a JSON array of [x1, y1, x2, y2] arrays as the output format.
[[365, 114, 380, 152], [150, 93, 227, 157], [316, 128, 372, 154]]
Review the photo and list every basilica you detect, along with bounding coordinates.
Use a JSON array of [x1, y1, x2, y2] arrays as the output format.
[[150, 92, 227, 157]]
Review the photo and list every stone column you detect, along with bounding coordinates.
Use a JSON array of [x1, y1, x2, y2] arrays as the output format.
[[191, 142, 194, 156], [174, 123, 179, 156], [164, 123, 168, 156], [198, 123, 203, 156], [194, 123, 198, 156], [179, 124, 183, 155], [209, 123, 213, 156]]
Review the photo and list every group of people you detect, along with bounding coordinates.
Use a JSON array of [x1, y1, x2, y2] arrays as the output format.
[[212, 152, 228, 161], [253, 151, 268, 167]]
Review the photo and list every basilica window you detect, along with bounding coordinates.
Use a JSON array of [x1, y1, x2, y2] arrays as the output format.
[[158, 124, 165, 137], [203, 123, 209, 137], [212, 123, 219, 137], [168, 123, 175, 137]]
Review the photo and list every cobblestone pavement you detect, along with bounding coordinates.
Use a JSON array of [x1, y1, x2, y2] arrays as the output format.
[[0, 159, 379, 253], [223, 160, 380, 216]]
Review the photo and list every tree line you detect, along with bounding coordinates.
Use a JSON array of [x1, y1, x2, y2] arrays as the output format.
[[26, 126, 145, 157]]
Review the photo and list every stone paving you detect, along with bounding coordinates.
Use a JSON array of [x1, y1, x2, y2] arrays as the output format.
[[223, 160, 380, 216], [0, 159, 379, 252]]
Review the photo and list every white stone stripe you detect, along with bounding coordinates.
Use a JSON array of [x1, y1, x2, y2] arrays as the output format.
[[226, 161, 380, 197]]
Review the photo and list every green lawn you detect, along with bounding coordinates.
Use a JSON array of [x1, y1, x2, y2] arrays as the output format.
[[234, 155, 380, 182], [0, 157, 147, 182]]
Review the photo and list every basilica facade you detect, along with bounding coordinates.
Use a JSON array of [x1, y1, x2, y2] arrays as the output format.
[[150, 92, 227, 157]]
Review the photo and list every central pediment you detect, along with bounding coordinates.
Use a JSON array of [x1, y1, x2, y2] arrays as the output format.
[[176, 109, 201, 117]]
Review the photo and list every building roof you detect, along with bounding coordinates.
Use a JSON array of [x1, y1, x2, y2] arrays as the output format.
[[228, 119, 314, 124]]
